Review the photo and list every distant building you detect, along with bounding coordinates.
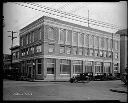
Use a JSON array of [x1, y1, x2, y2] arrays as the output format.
[[10, 45, 20, 70], [19, 16, 120, 81], [116, 29, 127, 75], [3, 54, 11, 70]]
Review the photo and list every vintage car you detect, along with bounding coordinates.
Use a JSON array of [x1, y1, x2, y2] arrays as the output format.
[[93, 73, 106, 81], [69, 73, 90, 83]]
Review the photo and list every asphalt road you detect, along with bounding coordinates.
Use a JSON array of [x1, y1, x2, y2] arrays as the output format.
[[3, 80, 127, 102]]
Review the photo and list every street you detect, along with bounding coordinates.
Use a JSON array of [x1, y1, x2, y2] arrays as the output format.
[[3, 80, 127, 102]]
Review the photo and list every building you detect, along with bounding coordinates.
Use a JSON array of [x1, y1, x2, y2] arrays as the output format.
[[3, 54, 11, 70], [10, 45, 20, 70], [19, 16, 120, 81], [116, 29, 127, 75]]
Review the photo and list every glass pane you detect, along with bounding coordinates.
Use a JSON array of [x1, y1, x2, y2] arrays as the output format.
[[38, 64, 41, 74], [61, 65, 70, 74]]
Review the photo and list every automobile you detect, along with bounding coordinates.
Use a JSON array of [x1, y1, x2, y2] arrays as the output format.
[[93, 73, 106, 81], [105, 73, 116, 80], [86, 72, 94, 80], [69, 73, 90, 83]]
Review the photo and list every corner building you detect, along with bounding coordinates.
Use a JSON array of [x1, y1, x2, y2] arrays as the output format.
[[19, 16, 120, 81]]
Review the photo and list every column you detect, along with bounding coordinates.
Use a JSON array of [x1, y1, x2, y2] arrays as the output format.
[[55, 59, 60, 80], [70, 60, 73, 78]]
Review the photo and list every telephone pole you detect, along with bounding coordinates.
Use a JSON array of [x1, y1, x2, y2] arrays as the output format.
[[8, 31, 17, 69]]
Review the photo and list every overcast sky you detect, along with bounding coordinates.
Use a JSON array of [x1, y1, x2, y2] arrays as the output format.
[[3, 2, 127, 54]]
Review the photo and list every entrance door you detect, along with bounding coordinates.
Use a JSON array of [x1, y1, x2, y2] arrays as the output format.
[[27, 66, 32, 79]]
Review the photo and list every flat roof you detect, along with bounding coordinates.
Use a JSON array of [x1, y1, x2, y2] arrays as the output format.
[[20, 16, 113, 35]]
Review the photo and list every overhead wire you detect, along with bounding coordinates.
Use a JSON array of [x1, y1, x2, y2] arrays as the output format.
[[27, 2, 123, 30], [15, 2, 123, 30]]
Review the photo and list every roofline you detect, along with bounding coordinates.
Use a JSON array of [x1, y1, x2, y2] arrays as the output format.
[[20, 16, 114, 35]]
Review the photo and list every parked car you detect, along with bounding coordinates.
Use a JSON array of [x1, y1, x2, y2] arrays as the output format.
[[105, 73, 116, 80], [70, 73, 90, 83], [93, 73, 106, 81]]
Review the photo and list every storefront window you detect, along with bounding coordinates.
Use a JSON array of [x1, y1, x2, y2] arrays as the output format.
[[47, 59, 55, 74], [104, 63, 111, 73], [95, 62, 103, 73], [60, 59, 70, 74], [73, 60, 82, 74], [85, 61, 93, 73]]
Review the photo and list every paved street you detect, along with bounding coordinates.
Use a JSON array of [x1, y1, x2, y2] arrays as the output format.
[[3, 80, 127, 102]]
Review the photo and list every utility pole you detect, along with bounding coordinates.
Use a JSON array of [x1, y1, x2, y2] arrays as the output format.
[[88, 9, 90, 28], [8, 31, 17, 69]]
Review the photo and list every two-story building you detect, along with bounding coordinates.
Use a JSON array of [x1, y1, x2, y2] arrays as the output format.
[[19, 16, 120, 81]]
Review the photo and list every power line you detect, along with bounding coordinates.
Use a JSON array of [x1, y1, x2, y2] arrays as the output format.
[[28, 2, 123, 30], [15, 2, 123, 31]]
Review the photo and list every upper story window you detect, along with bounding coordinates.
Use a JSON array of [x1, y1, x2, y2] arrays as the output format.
[[89, 35, 94, 48], [104, 38, 108, 50], [59, 29, 66, 43], [26, 48, 29, 55], [108, 51, 112, 58], [101, 37, 104, 49], [48, 44, 54, 53], [84, 34, 89, 47], [110, 39, 112, 50], [39, 28, 42, 40], [115, 53, 118, 59], [31, 47, 34, 54], [94, 36, 99, 49], [90, 49, 94, 56], [73, 47, 77, 55], [60, 46, 65, 54], [78, 48, 83, 55], [104, 51, 107, 58], [115, 40, 118, 51], [66, 47, 71, 54], [26, 34, 28, 45], [66, 30, 72, 43], [78, 33, 84, 46], [95, 50, 99, 57], [85, 48, 89, 56], [36, 45, 41, 53], [48, 27, 54, 40], [72, 31, 78, 45], [99, 50, 103, 57]]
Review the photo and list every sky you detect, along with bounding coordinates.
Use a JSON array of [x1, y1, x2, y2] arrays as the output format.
[[3, 2, 127, 54]]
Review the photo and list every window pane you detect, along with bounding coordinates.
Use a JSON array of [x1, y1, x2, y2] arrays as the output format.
[[73, 32, 78, 45], [79, 33, 84, 46], [89, 35, 93, 48], [47, 63, 54, 74], [60, 46, 65, 53], [66, 47, 71, 54], [84, 34, 89, 47], [48, 27, 54, 40], [60, 29, 65, 42], [48, 44, 54, 53], [73, 47, 77, 55], [67, 30, 72, 42], [79, 48, 83, 55], [38, 64, 41, 74]]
